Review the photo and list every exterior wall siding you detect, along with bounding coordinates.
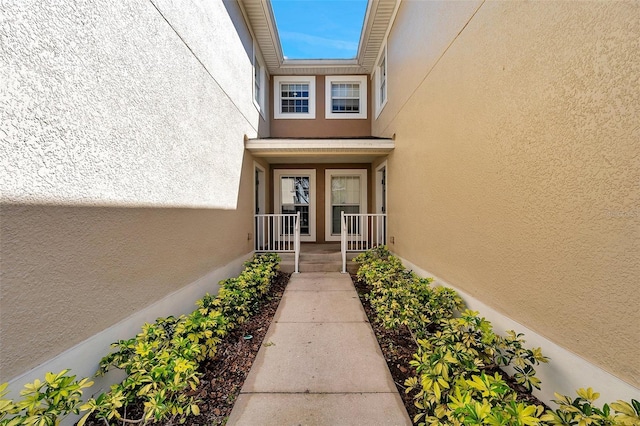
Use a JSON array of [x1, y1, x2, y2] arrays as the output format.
[[0, 0, 267, 382], [376, 0, 640, 391], [1, 153, 256, 382], [270, 76, 372, 138], [0, 0, 265, 208]]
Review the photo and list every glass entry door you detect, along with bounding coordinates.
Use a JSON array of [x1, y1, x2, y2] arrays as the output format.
[[280, 176, 310, 235], [331, 176, 361, 234], [325, 169, 367, 241], [274, 169, 316, 242]]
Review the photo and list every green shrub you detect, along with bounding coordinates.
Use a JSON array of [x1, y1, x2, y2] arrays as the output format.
[[446, 372, 545, 426], [355, 247, 548, 425], [540, 389, 640, 426], [356, 247, 463, 340], [90, 318, 202, 425], [355, 247, 640, 426], [213, 253, 279, 326], [0, 371, 93, 426], [82, 253, 280, 425]]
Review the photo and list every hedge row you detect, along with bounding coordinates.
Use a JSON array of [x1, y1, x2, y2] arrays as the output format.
[[0, 253, 280, 426], [354, 246, 639, 426]]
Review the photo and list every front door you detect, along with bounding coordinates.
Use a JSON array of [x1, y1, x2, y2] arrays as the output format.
[[274, 169, 316, 242], [325, 169, 367, 242]]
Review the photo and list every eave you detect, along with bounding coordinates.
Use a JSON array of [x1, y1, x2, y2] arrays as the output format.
[[245, 138, 395, 164], [238, 0, 400, 76]]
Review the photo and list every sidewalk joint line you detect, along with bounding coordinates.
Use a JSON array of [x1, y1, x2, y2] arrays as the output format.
[[274, 321, 369, 323], [239, 391, 401, 395]]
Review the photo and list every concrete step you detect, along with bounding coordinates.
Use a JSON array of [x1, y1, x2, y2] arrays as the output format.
[[278, 248, 360, 274], [279, 252, 358, 262], [280, 260, 359, 274], [279, 252, 341, 262]]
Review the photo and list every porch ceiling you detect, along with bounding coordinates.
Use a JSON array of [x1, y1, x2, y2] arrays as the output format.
[[245, 138, 394, 164]]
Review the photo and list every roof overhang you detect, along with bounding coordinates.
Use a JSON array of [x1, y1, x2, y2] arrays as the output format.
[[238, 0, 400, 75], [245, 138, 394, 164]]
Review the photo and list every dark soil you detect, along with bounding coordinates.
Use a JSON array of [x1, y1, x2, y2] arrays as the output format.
[[351, 274, 421, 421], [350, 273, 547, 423], [182, 271, 290, 425]]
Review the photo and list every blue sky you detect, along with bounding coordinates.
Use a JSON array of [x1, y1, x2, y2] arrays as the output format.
[[271, 0, 368, 60]]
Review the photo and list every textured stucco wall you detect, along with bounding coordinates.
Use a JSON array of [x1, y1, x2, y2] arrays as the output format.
[[378, 1, 640, 388], [0, 0, 265, 207], [0, 0, 267, 381], [0, 153, 257, 381]]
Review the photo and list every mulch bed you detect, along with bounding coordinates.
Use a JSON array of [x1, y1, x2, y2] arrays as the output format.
[[351, 273, 547, 423], [351, 274, 421, 421], [182, 271, 290, 426], [81, 271, 290, 426]]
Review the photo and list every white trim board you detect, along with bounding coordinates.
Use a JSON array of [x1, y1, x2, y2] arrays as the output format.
[[324, 75, 368, 120], [398, 255, 640, 406], [6, 252, 253, 408], [273, 76, 316, 120], [273, 169, 317, 242], [374, 42, 388, 119], [252, 42, 267, 119], [325, 169, 368, 242]]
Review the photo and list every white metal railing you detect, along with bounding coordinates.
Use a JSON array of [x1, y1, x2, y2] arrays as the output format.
[[255, 213, 300, 273], [341, 212, 387, 273]]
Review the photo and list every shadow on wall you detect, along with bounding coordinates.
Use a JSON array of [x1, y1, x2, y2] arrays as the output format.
[[0, 203, 253, 382], [222, 0, 253, 62]]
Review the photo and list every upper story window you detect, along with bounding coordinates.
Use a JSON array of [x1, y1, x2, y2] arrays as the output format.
[[253, 50, 266, 116], [274, 76, 316, 119], [325, 75, 367, 119], [374, 44, 388, 118], [254, 60, 262, 103], [282, 83, 309, 113]]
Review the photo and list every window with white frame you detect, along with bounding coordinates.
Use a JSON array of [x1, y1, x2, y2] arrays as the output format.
[[253, 51, 266, 116], [274, 76, 316, 119], [375, 44, 388, 117], [325, 75, 367, 119]]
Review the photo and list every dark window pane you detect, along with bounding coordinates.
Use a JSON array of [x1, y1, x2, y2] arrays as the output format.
[[332, 98, 359, 113], [281, 204, 310, 235], [332, 205, 360, 234]]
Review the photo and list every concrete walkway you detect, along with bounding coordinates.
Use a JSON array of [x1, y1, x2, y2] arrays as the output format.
[[227, 272, 412, 426]]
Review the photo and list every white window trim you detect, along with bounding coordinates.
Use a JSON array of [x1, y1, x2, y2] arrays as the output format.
[[274, 76, 316, 119], [325, 169, 368, 242], [374, 42, 388, 119], [252, 43, 267, 119], [274, 169, 316, 242], [324, 75, 368, 119]]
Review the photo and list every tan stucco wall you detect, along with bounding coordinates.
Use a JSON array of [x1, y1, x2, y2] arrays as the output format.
[[377, 1, 640, 387], [270, 76, 372, 138], [270, 164, 373, 242], [0, 153, 257, 381]]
